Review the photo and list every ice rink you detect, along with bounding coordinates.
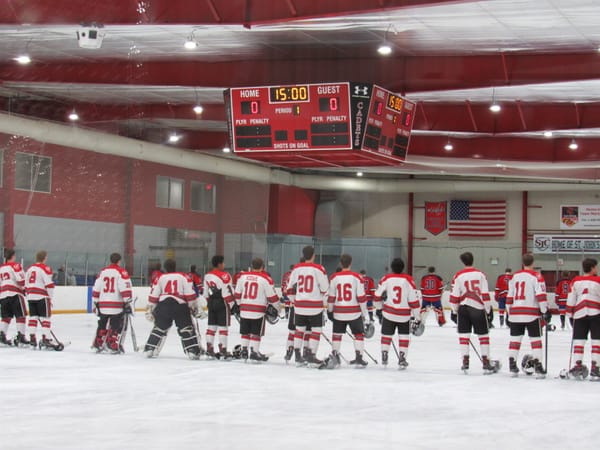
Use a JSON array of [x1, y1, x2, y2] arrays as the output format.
[[1, 312, 597, 450]]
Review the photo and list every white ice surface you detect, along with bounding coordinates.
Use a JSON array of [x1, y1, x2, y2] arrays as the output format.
[[1, 313, 596, 450]]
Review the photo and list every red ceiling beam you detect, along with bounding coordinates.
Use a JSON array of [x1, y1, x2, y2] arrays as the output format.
[[3, 53, 599, 93], [0, 0, 470, 26]]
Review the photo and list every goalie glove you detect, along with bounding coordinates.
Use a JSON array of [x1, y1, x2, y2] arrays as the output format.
[[123, 301, 133, 315], [145, 304, 156, 322], [450, 312, 457, 324], [542, 310, 552, 323]]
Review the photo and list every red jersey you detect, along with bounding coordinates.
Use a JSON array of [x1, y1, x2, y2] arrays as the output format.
[[188, 272, 202, 295], [420, 274, 444, 302], [555, 278, 571, 301], [495, 273, 512, 300], [361, 275, 375, 301]]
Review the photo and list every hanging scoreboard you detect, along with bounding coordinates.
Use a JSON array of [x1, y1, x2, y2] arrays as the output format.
[[224, 82, 416, 167]]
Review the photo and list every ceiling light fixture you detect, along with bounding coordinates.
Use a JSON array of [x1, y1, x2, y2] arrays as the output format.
[[184, 29, 199, 50], [543, 131, 553, 138], [356, 171, 364, 177], [222, 146, 231, 153], [168, 133, 181, 143], [68, 111, 79, 121], [377, 24, 395, 56], [489, 87, 501, 113], [14, 54, 31, 64], [193, 104, 203, 114], [569, 139, 578, 150], [444, 139, 453, 151]]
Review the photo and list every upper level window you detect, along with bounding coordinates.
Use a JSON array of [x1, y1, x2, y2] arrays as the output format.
[[191, 181, 216, 213], [15, 152, 52, 193], [156, 176, 184, 209]]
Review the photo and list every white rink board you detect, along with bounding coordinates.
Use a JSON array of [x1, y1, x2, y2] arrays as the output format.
[[0, 312, 596, 450]]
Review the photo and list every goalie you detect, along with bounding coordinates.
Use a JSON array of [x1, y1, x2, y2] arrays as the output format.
[[143, 258, 205, 360]]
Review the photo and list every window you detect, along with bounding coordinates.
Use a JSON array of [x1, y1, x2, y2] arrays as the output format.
[[191, 181, 216, 213], [15, 152, 52, 193], [156, 176, 184, 209]]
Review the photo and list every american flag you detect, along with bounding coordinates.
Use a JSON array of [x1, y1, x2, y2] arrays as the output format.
[[448, 200, 506, 237]]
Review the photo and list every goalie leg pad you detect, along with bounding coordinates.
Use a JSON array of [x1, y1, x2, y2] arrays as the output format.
[[178, 325, 201, 359], [144, 326, 169, 358]]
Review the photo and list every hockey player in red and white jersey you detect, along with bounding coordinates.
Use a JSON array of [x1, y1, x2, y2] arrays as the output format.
[[495, 268, 513, 327], [286, 246, 329, 366], [505, 253, 549, 378], [374, 258, 421, 369], [565, 258, 600, 380], [322, 254, 369, 369], [555, 271, 572, 330], [25, 250, 60, 350], [203, 255, 234, 359], [449, 251, 498, 374], [0, 248, 28, 346], [91, 253, 133, 353], [420, 266, 446, 326], [143, 258, 206, 359], [234, 257, 280, 362]]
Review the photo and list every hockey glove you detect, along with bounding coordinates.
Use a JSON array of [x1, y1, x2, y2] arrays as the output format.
[[123, 302, 133, 315], [542, 310, 552, 323], [327, 310, 334, 321], [487, 310, 494, 326], [376, 309, 383, 324], [145, 304, 156, 322], [450, 312, 457, 324], [231, 302, 240, 317]]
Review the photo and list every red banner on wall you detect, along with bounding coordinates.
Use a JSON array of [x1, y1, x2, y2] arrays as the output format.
[[425, 201, 447, 235]]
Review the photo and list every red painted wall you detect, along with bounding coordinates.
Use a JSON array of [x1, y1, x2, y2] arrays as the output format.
[[268, 184, 319, 236]]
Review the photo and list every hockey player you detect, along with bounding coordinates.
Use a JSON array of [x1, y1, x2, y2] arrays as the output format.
[[234, 257, 280, 362], [505, 253, 549, 378], [374, 258, 421, 369], [143, 258, 205, 359], [420, 266, 446, 326], [204, 255, 234, 359], [555, 271, 572, 330], [281, 264, 293, 320], [25, 250, 59, 349], [287, 246, 329, 366], [322, 254, 369, 368], [91, 253, 133, 353], [188, 265, 203, 296], [0, 248, 28, 346], [359, 269, 376, 322], [495, 268, 513, 327], [565, 258, 600, 379], [449, 251, 498, 374]]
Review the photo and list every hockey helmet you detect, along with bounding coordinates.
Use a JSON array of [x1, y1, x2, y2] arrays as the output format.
[[265, 304, 279, 325], [232, 344, 242, 359], [364, 321, 375, 339], [521, 354, 535, 375], [410, 319, 425, 336]]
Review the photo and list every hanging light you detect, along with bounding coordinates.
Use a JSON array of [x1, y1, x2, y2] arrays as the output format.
[[377, 43, 392, 56], [193, 104, 203, 114], [356, 171, 364, 177], [489, 87, 501, 113], [444, 139, 453, 151], [184, 36, 197, 49], [14, 54, 31, 64], [543, 131, 553, 138], [168, 133, 181, 143], [222, 146, 231, 153], [569, 139, 578, 150], [68, 110, 79, 121]]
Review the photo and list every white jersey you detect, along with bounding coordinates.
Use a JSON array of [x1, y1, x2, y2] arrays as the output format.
[[25, 263, 55, 301], [0, 261, 25, 299], [327, 270, 367, 322], [203, 269, 234, 304], [92, 264, 133, 315], [566, 275, 600, 319], [506, 269, 548, 323], [149, 272, 198, 306], [287, 262, 329, 316], [374, 273, 421, 323], [449, 267, 491, 313], [234, 271, 279, 319]]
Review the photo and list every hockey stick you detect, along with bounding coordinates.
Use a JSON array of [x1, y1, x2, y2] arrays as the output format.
[[544, 319, 549, 373], [468, 338, 483, 363], [48, 329, 69, 350], [128, 314, 139, 352], [321, 332, 348, 364], [346, 331, 379, 364], [391, 339, 401, 360]]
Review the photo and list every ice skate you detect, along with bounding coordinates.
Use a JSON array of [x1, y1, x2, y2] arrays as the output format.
[[499, 316, 505, 327], [294, 348, 307, 367], [509, 357, 519, 377], [533, 359, 546, 379], [397, 351, 409, 370], [461, 355, 469, 374], [305, 350, 322, 368], [349, 351, 368, 368], [13, 332, 30, 348], [482, 356, 500, 374], [249, 349, 269, 362], [39, 335, 64, 351], [0, 331, 12, 347], [240, 347, 249, 361], [29, 334, 38, 349], [186, 350, 201, 360], [205, 343, 218, 360], [218, 345, 233, 361], [589, 362, 600, 381], [319, 351, 341, 370], [284, 346, 294, 363], [381, 350, 388, 366], [569, 361, 589, 380]]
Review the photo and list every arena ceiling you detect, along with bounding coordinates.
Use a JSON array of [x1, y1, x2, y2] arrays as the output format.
[[2, 0, 600, 182]]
